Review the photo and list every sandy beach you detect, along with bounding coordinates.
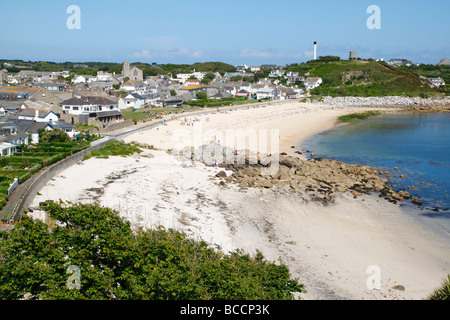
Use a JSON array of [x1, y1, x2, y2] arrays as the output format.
[[29, 101, 450, 300]]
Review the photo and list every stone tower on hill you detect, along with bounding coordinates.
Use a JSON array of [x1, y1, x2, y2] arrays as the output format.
[[122, 62, 143, 82], [437, 58, 450, 66]]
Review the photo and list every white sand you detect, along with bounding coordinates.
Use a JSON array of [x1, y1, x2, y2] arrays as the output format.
[[29, 101, 450, 300]]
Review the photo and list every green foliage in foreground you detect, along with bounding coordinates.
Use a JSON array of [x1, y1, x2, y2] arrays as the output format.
[[83, 141, 142, 160], [429, 275, 450, 300], [0, 202, 305, 300], [338, 110, 383, 122]]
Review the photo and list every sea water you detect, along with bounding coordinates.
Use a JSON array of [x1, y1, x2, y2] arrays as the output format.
[[299, 112, 450, 237]]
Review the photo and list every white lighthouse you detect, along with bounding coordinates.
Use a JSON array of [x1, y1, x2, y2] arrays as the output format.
[[313, 41, 317, 60]]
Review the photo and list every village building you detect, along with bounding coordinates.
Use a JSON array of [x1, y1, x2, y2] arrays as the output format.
[[0, 122, 29, 153], [156, 97, 184, 108], [9, 118, 76, 144], [428, 77, 446, 88], [122, 62, 143, 82], [256, 87, 282, 100], [16, 109, 59, 123], [437, 58, 450, 66], [59, 96, 124, 130], [118, 93, 146, 110], [269, 69, 284, 78], [120, 80, 146, 92], [303, 77, 323, 90], [185, 78, 201, 86]]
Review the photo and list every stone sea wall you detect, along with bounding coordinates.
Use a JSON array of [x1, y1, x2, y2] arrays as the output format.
[[311, 96, 450, 111]]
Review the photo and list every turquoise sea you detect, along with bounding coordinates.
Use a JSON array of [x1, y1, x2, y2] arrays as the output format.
[[299, 112, 450, 238]]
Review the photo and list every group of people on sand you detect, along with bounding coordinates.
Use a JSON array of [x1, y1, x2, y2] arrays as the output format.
[[180, 116, 201, 126]]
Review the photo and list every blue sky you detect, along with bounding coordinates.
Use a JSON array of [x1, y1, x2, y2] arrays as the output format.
[[1, 0, 449, 66]]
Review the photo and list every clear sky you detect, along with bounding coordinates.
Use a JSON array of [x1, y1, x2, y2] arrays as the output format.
[[1, 0, 449, 66]]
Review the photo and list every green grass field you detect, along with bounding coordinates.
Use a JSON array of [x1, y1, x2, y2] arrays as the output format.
[[121, 106, 203, 122]]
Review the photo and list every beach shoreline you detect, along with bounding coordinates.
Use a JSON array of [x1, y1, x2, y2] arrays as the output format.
[[28, 101, 450, 300]]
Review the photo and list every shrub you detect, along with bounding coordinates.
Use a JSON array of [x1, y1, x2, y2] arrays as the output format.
[[0, 202, 305, 300], [83, 141, 142, 160], [338, 110, 383, 122], [429, 275, 450, 300]]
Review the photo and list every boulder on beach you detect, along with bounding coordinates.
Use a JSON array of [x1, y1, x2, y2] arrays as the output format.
[[215, 171, 227, 178]]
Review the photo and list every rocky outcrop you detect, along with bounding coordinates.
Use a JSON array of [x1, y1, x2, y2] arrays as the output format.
[[217, 155, 393, 202], [174, 144, 419, 206]]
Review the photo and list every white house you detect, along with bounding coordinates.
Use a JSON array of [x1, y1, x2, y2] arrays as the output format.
[[96, 71, 113, 81], [0, 122, 29, 148], [250, 66, 261, 72], [428, 77, 445, 88], [236, 64, 248, 72], [118, 93, 146, 110], [256, 87, 281, 100], [0, 142, 16, 157], [239, 82, 252, 93], [176, 73, 193, 84], [73, 75, 98, 84], [193, 72, 208, 81], [8, 77, 20, 85], [269, 69, 284, 78], [120, 80, 146, 92], [60, 96, 119, 116], [14, 120, 77, 144], [17, 109, 59, 123], [59, 96, 123, 127], [185, 78, 201, 86], [303, 77, 323, 90], [176, 72, 209, 84]]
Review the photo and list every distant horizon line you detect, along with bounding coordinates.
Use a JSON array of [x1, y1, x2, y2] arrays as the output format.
[[1, 56, 448, 67]]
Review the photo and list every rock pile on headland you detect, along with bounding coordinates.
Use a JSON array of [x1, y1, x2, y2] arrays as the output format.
[[173, 144, 414, 205]]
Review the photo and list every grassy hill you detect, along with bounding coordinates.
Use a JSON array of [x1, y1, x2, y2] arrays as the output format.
[[401, 64, 450, 96], [286, 59, 443, 97]]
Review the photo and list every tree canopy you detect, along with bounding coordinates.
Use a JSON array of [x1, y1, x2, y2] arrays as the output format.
[[0, 202, 304, 300], [196, 91, 207, 100]]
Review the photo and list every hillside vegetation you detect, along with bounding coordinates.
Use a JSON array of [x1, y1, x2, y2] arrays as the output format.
[[0, 202, 304, 300], [286, 58, 443, 97], [401, 64, 450, 95], [0, 60, 237, 78]]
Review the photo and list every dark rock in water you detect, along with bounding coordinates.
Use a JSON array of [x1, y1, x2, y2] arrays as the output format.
[[280, 152, 287, 156], [291, 146, 295, 148], [295, 151, 302, 154]]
